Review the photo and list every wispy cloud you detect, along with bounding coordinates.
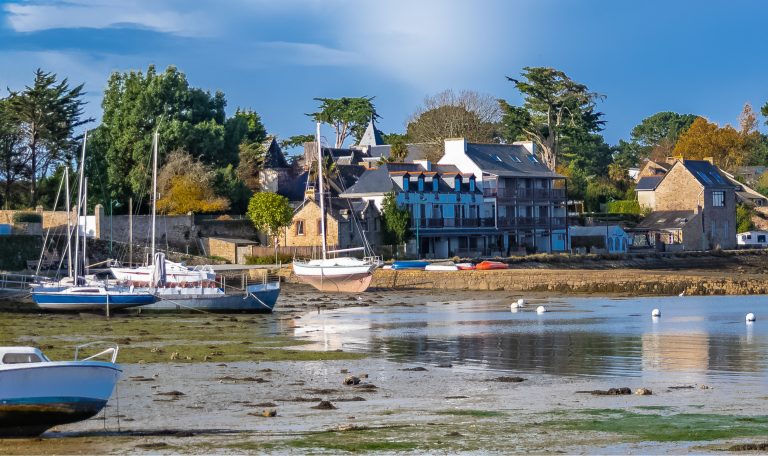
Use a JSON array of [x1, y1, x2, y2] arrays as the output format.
[[3, 0, 209, 37], [252, 41, 360, 67]]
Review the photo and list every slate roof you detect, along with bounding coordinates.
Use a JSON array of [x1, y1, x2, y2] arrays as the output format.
[[681, 160, 737, 189], [464, 143, 562, 178], [261, 137, 289, 169], [636, 210, 696, 230], [357, 118, 385, 147], [341, 166, 395, 196], [569, 225, 627, 237], [635, 176, 664, 191], [277, 171, 308, 202]]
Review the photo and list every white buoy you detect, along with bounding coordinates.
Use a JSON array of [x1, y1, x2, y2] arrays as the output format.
[[536, 305, 546, 314], [517, 298, 525, 307], [510, 305, 519, 313], [679, 291, 685, 297], [746, 313, 756, 322], [651, 308, 661, 317]]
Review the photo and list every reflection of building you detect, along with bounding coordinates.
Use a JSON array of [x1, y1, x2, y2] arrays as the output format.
[[641, 332, 709, 373]]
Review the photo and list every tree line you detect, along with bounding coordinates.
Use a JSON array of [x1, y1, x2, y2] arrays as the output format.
[[4, 64, 768, 217]]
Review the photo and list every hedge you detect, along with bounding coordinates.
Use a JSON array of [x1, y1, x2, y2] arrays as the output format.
[[605, 200, 641, 215], [244, 254, 293, 265], [12, 212, 42, 223]]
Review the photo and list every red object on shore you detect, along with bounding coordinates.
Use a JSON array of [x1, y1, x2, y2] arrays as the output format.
[[475, 261, 508, 270], [456, 263, 476, 270]]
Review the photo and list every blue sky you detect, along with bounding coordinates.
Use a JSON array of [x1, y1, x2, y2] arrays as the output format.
[[1, 0, 767, 148]]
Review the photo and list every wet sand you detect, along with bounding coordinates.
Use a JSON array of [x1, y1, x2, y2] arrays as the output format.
[[1, 285, 767, 454]]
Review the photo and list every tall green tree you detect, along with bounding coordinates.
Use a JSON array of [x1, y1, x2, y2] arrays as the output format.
[[8, 69, 91, 205], [499, 67, 604, 170], [381, 192, 411, 246], [309, 97, 377, 147], [0, 97, 26, 208], [96, 65, 228, 202], [247, 192, 293, 260], [629, 111, 698, 161]]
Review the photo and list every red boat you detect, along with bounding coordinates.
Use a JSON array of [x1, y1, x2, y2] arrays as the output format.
[[475, 261, 508, 270], [456, 263, 476, 270]]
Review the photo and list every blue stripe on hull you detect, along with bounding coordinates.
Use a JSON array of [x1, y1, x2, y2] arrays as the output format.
[[31, 292, 156, 310]]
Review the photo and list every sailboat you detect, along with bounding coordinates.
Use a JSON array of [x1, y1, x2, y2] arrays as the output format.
[[292, 123, 379, 293], [31, 132, 156, 312], [110, 131, 280, 312]]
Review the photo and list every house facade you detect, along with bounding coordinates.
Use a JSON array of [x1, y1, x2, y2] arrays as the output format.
[[568, 225, 631, 254], [643, 160, 738, 250]]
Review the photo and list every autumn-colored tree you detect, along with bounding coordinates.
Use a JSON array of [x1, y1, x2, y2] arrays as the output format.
[[673, 117, 756, 171], [156, 149, 230, 214]]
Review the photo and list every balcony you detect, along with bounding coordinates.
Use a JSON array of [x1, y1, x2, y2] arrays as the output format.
[[412, 218, 496, 229], [496, 216, 567, 229], [483, 187, 566, 201]]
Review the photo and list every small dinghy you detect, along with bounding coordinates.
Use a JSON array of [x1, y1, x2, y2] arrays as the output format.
[[425, 261, 459, 271], [456, 263, 476, 270], [391, 261, 429, 270], [0, 343, 122, 437], [476, 260, 509, 270]]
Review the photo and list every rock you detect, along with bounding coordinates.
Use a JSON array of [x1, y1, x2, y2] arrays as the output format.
[[576, 387, 631, 395], [400, 366, 428, 372], [635, 388, 653, 395], [254, 402, 277, 407], [489, 376, 526, 383], [437, 362, 453, 368], [343, 375, 361, 385], [445, 431, 463, 437], [359, 373, 369, 379], [262, 408, 277, 417], [340, 368, 349, 374], [169, 352, 179, 360], [353, 383, 377, 391], [727, 443, 768, 451], [311, 400, 337, 410], [156, 390, 185, 396]]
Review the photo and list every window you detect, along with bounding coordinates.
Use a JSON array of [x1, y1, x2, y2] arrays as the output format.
[[455, 176, 461, 192], [316, 219, 322, 234], [432, 177, 439, 192], [2, 353, 42, 364], [759, 235, 766, 243], [402, 176, 409, 191], [712, 191, 724, 207], [527, 155, 539, 163], [418, 176, 424, 192], [512, 156, 522, 163], [295, 220, 305, 236], [469, 177, 476, 192]]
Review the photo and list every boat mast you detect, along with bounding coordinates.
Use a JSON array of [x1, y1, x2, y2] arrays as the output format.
[[82, 177, 88, 276], [150, 130, 158, 261], [64, 166, 73, 279], [316, 122, 327, 260], [73, 131, 87, 281]]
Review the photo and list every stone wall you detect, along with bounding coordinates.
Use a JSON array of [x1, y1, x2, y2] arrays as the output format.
[[654, 164, 702, 211], [0, 207, 76, 230]]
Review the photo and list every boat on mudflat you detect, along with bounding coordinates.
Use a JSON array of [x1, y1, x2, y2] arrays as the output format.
[[138, 281, 280, 313], [0, 344, 122, 437], [476, 260, 509, 270], [31, 286, 156, 311], [456, 262, 476, 270], [391, 260, 430, 270]]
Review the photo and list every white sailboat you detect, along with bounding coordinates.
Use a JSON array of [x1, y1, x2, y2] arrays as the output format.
[[292, 123, 379, 293]]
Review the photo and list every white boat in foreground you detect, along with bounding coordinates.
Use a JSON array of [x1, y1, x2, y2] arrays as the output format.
[[0, 343, 122, 437]]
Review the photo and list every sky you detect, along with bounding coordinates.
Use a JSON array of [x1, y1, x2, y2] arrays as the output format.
[[1, 0, 768, 149]]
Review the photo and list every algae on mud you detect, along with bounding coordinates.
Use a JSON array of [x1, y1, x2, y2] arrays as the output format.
[[0, 312, 365, 363]]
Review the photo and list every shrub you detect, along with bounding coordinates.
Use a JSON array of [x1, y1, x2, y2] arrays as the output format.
[[606, 200, 641, 215], [12, 212, 42, 223], [245, 254, 293, 265]]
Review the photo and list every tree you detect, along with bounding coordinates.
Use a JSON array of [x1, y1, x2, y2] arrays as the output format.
[[309, 97, 377, 147], [673, 117, 754, 170], [280, 134, 314, 151], [246, 192, 293, 260], [236, 141, 266, 192], [0, 97, 25, 208], [380, 192, 411, 246], [224, 108, 267, 166], [8, 69, 91, 205], [155, 150, 230, 214], [630, 112, 698, 160], [389, 138, 409, 162], [97, 65, 228, 202], [407, 89, 500, 162], [214, 164, 252, 214], [500, 67, 604, 170], [736, 203, 755, 233]]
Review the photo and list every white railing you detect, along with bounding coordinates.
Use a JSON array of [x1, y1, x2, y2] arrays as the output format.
[[74, 341, 119, 363]]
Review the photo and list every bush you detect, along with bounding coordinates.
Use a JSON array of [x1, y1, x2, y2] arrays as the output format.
[[605, 200, 641, 215], [244, 254, 293, 265], [12, 212, 42, 223]]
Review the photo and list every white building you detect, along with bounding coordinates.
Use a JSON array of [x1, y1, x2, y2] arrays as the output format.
[[737, 231, 768, 248]]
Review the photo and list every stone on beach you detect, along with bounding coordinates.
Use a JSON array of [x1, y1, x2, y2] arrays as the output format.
[[311, 400, 337, 410], [343, 375, 360, 385], [635, 388, 653, 395]]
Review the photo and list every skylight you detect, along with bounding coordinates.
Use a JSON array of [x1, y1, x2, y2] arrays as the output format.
[[696, 171, 712, 184], [527, 155, 539, 163], [493, 154, 503, 162], [513, 156, 522, 163]]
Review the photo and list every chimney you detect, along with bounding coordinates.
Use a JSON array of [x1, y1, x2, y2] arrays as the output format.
[[703, 157, 714, 164]]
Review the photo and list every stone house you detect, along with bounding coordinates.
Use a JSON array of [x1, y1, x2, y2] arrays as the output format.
[[280, 197, 381, 253], [635, 159, 674, 181], [642, 160, 738, 250], [634, 210, 703, 252]]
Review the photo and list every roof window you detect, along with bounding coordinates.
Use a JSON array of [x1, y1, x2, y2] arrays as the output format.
[[527, 155, 539, 163]]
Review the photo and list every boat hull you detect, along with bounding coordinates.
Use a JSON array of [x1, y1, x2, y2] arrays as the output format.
[[293, 261, 375, 293], [425, 264, 459, 271], [391, 261, 429, 270], [0, 363, 121, 437], [31, 291, 156, 311], [138, 283, 280, 313], [476, 261, 508, 270]]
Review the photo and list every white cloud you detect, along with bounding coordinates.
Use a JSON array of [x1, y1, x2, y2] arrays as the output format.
[[252, 41, 361, 67], [3, 0, 209, 37]]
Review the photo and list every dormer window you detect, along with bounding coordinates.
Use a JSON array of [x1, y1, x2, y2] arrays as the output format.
[[402, 174, 410, 191], [469, 177, 476, 192], [418, 175, 425, 192], [432, 177, 439, 192], [455, 176, 461, 192]]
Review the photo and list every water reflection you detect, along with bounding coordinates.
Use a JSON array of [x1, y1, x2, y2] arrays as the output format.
[[295, 295, 768, 380]]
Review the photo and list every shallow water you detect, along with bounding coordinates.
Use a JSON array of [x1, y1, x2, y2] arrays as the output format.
[[295, 295, 768, 382]]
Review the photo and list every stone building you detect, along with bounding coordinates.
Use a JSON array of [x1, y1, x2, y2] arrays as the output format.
[[640, 160, 738, 250], [280, 197, 381, 253]]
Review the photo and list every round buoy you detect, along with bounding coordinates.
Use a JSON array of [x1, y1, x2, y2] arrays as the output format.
[[651, 308, 661, 317], [746, 313, 756, 322], [517, 298, 525, 307], [510, 305, 519, 313], [536, 305, 546, 314]]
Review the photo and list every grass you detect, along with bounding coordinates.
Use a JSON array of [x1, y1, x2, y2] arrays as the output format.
[[547, 409, 768, 442], [0, 312, 365, 364]]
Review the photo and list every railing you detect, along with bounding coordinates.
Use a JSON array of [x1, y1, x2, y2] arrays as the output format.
[[412, 218, 496, 229], [483, 188, 567, 200], [496, 216, 568, 228]]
